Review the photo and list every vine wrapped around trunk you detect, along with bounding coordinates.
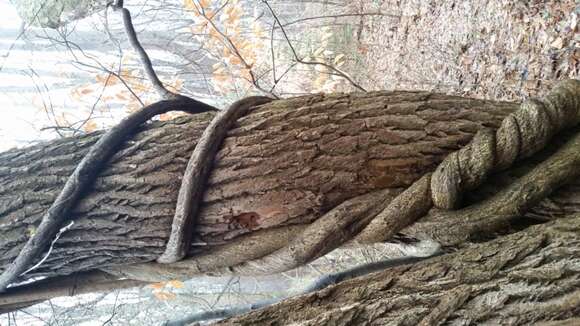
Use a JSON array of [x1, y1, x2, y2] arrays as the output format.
[[1, 84, 579, 302]]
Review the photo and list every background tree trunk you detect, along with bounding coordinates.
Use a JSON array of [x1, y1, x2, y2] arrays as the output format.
[[1, 91, 578, 282], [216, 213, 580, 326]]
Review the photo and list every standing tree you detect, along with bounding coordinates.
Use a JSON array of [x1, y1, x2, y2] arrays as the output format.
[[1, 0, 579, 324]]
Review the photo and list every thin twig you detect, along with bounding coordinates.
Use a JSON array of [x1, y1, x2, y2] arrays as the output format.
[[262, 0, 367, 92], [276, 12, 399, 29], [73, 72, 113, 136], [270, 19, 277, 84], [189, 0, 276, 97], [48, 30, 145, 106]]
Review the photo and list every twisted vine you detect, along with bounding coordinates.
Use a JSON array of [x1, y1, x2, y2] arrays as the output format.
[[157, 96, 273, 264], [0, 96, 216, 291], [358, 79, 580, 242], [196, 79, 580, 276], [2, 80, 578, 291]]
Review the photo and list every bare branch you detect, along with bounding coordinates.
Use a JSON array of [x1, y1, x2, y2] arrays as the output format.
[[0, 271, 146, 314], [46, 31, 145, 106], [262, 0, 367, 92], [111, 0, 175, 100], [189, 0, 277, 97]]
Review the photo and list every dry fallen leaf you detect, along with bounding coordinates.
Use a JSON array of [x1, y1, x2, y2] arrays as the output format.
[[167, 280, 184, 288], [550, 37, 564, 49]]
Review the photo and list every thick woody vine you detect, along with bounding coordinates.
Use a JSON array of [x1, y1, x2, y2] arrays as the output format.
[[108, 79, 579, 282], [1, 2, 579, 309]]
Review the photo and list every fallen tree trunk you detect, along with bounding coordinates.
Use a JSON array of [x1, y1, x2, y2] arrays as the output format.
[[1, 89, 579, 302], [216, 213, 580, 326]]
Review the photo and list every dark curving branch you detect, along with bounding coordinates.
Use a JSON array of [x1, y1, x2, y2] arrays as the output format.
[[111, 0, 176, 100], [0, 96, 216, 292]]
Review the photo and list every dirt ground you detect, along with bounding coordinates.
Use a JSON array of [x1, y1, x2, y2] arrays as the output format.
[[353, 0, 578, 100]]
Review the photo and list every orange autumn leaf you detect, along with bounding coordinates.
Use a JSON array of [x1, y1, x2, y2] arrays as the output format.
[[169, 78, 183, 92], [183, 0, 195, 10], [205, 9, 215, 19], [95, 73, 117, 87], [239, 68, 251, 80], [95, 74, 107, 83], [222, 47, 232, 57], [148, 282, 165, 290], [231, 37, 246, 50], [168, 280, 184, 288], [83, 120, 98, 133], [197, 0, 211, 10], [208, 27, 221, 39], [131, 83, 150, 93], [191, 22, 208, 34], [55, 112, 72, 127], [80, 88, 93, 95], [213, 73, 229, 83], [118, 68, 131, 78], [227, 12, 240, 25], [229, 56, 242, 65], [224, 5, 235, 16], [153, 291, 176, 301]]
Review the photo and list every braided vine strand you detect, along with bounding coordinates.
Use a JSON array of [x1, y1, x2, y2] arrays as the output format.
[[431, 79, 580, 209]]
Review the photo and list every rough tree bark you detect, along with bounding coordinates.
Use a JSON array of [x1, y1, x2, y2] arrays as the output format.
[[1, 90, 579, 317], [216, 213, 580, 326]]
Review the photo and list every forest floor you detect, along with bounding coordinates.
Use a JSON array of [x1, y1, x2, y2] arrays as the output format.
[[349, 0, 579, 100]]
